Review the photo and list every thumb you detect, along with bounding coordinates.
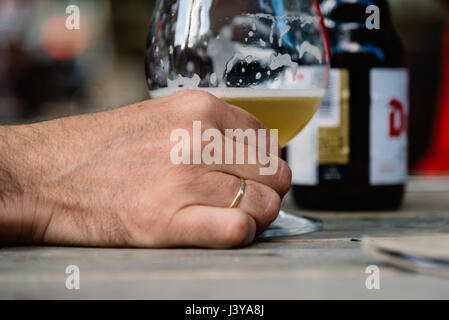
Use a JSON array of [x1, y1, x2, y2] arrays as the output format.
[[166, 205, 257, 248]]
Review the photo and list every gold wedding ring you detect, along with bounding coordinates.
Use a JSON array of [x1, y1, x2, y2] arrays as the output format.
[[230, 177, 246, 208]]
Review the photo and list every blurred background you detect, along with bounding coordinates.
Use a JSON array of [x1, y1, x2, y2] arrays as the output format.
[[0, 0, 448, 173]]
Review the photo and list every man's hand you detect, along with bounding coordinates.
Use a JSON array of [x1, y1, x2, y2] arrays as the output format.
[[0, 91, 291, 248]]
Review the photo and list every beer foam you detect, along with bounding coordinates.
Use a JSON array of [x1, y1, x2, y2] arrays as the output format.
[[150, 87, 325, 99]]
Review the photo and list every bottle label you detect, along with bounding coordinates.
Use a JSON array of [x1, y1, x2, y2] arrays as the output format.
[[318, 69, 350, 165], [370, 68, 409, 186], [289, 68, 349, 185], [289, 115, 319, 186]]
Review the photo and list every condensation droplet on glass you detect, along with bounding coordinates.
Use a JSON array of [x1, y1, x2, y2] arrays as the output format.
[[248, 31, 254, 37], [245, 38, 248, 42], [267, 70, 271, 75], [245, 55, 255, 64], [241, 68, 246, 73], [169, 45, 174, 54], [187, 61, 195, 73], [252, 23, 257, 31], [256, 72, 262, 80], [239, 79, 243, 83], [210, 73, 218, 86], [259, 39, 266, 47]]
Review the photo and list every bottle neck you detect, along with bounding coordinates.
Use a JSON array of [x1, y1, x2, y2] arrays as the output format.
[[321, 0, 404, 67]]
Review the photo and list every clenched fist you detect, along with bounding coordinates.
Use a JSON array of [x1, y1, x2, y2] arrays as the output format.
[[0, 91, 291, 248]]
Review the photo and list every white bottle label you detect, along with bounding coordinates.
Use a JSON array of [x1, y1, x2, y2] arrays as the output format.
[[288, 69, 343, 185], [288, 115, 319, 186], [370, 68, 409, 186]]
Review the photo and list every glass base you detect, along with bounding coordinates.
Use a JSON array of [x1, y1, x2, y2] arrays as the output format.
[[258, 210, 323, 239]]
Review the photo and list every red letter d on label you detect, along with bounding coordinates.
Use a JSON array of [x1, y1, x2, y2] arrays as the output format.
[[389, 99, 406, 137]]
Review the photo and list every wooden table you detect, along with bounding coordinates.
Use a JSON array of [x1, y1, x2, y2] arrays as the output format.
[[1, 177, 449, 300]]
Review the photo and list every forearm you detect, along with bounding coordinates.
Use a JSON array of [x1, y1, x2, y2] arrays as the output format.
[[0, 125, 37, 244], [0, 113, 126, 245], [0, 126, 23, 197]]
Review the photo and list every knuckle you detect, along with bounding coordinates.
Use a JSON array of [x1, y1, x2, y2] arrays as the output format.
[[234, 109, 266, 131], [175, 89, 208, 100], [181, 90, 219, 114], [245, 113, 266, 130], [276, 160, 292, 195], [263, 189, 281, 223], [255, 120, 267, 132], [249, 182, 280, 223]]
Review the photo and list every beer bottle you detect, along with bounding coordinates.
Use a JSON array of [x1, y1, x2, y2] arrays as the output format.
[[289, 0, 409, 210]]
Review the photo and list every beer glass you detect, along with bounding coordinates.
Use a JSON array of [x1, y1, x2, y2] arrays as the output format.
[[145, 0, 329, 239]]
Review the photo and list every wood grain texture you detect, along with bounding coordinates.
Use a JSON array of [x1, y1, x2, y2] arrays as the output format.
[[1, 178, 449, 299]]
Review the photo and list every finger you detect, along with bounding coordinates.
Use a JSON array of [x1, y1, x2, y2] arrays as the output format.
[[218, 101, 282, 158], [166, 205, 257, 248], [191, 173, 281, 233], [231, 179, 281, 233], [196, 134, 290, 196], [213, 138, 292, 197]]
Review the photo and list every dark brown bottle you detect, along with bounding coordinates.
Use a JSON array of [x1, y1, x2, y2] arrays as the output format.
[[290, 0, 408, 210]]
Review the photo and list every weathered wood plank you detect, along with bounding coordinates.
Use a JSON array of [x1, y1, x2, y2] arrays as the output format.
[[1, 180, 448, 299]]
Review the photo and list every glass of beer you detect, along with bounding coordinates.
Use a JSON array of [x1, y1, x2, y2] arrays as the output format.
[[145, 0, 329, 238]]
